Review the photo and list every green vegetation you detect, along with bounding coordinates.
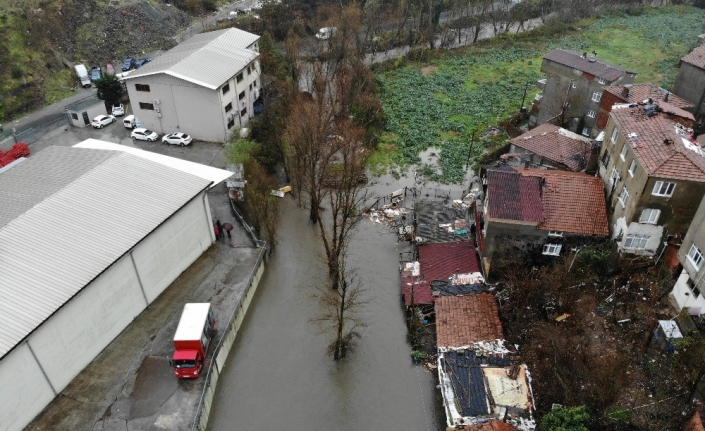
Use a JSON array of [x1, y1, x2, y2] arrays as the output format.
[[539, 406, 591, 431], [377, 6, 705, 183]]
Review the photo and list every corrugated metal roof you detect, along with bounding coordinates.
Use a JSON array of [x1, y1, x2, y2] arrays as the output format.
[[124, 28, 260, 89], [0, 147, 213, 359]]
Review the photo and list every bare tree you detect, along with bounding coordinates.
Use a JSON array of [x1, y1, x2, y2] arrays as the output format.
[[312, 254, 368, 360], [242, 158, 281, 254]]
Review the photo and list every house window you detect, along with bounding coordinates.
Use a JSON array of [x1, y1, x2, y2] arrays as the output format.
[[628, 160, 637, 176], [597, 77, 606, 84], [582, 127, 591, 136], [548, 231, 563, 237], [227, 119, 235, 129], [225, 103, 232, 113], [618, 186, 629, 208], [624, 234, 650, 249], [620, 145, 628, 161], [249, 83, 253, 90], [236, 73, 243, 83], [240, 107, 247, 117], [609, 167, 619, 187], [639, 209, 660, 224], [543, 244, 562, 256], [652, 181, 675, 197], [71, 113, 78, 120], [139, 102, 154, 110], [247, 65, 251, 74], [688, 244, 704, 270], [135, 84, 150, 92], [601, 151, 611, 167], [587, 110, 596, 118], [222, 83, 230, 95], [611, 127, 619, 144], [239, 91, 245, 100], [591, 92, 601, 102], [254, 80, 258, 88]]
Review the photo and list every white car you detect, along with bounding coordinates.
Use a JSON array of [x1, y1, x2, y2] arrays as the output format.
[[162, 132, 193, 146], [91, 115, 116, 128], [112, 104, 125, 116], [131, 128, 159, 142]]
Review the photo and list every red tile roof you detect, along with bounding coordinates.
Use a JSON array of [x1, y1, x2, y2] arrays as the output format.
[[436, 294, 504, 348], [544, 49, 633, 81], [418, 241, 481, 282], [684, 410, 705, 431], [519, 169, 610, 236], [511, 123, 591, 171], [462, 421, 518, 431], [486, 170, 543, 223], [610, 107, 705, 182], [682, 44, 705, 70], [401, 277, 434, 306], [603, 83, 693, 109]]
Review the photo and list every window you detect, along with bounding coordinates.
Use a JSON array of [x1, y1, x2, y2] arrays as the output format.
[[601, 151, 611, 167], [548, 231, 563, 237], [239, 91, 245, 100], [597, 77, 606, 85], [543, 244, 562, 256], [582, 127, 591, 136], [611, 127, 619, 144], [222, 83, 230, 95], [652, 181, 675, 197], [240, 107, 247, 117], [227, 119, 235, 129], [71, 113, 78, 120], [254, 80, 258, 88], [135, 84, 150, 92], [620, 145, 628, 161], [639, 209, 660, 224], [688, 244, 704, 270], [139, 102, 154, 110], [618, 186, 629, 208], [591, 92, 601, 102], [247, 65, 251, 74], [628, 160, 637, 176], [624, 234, 650, 249], [236, 73, 243, 83], [609, 167, 620, 187], [249, 83, 252, 90], [587, 110, 596, 118], [225, 103, 232, 113]]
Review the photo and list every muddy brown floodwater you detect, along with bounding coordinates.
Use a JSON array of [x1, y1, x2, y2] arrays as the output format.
[[206, 176, 452, 431]]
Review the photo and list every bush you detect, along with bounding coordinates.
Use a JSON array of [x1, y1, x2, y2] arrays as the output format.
[[539, 405, 591, 431], [11, 65, 22, 79]]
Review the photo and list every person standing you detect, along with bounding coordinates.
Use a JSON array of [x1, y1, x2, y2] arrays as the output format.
[[216, 220, 224, 239], [222, 222, 234, 238]]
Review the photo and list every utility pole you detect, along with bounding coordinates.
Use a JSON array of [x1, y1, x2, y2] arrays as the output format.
[[520, 81, 529, 112]]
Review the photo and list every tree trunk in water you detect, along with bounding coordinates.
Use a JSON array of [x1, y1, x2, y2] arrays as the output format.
[[309, 196, 319, 224]]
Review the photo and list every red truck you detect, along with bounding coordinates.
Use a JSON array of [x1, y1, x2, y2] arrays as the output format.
[[170, 303, 216, 379]]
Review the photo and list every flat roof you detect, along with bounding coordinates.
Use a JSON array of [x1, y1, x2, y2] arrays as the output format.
[[174, 303, 212, 341], [73, 139, 233, 188]]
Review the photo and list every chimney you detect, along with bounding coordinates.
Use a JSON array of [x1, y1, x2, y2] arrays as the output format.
[[664, 92, 670, 102], [622, 84, 632, 98]]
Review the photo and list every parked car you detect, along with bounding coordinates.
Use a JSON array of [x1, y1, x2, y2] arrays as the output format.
[[131, 128, 159, 142], [123, 115, 137, 129], [90, 66, 102, 82], [121, 57, 136, 71], [91, 115, 116, 128], [111, 104, 125, 116], [106, 63, 115, 76], [135, 58, 151, 69], [162, 132, 193, 146]]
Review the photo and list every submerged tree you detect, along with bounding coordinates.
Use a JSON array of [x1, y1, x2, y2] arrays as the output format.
[[312, 254, 368, 360]]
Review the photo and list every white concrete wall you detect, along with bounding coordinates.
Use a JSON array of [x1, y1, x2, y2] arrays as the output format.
[[133, 194, 213, 302], [613, 218, 662, 256], [0, 344, 56, 431], [671, 271, 705, 315]]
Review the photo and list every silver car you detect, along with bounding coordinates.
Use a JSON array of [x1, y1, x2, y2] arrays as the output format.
[[162, 132, 193, 146], [131, 128, 159, 142], [91, 115, 116, 129]]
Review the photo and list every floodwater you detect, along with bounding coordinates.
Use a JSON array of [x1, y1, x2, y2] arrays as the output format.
[[206, 172, 459, 431]]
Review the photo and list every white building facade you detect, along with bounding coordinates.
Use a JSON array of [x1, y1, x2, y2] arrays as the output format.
[[123, 28, 262, 143], [0, 145, 222, 431], [671, 195, 705, 315]]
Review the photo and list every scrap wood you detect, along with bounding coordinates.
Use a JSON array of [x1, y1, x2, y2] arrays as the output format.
[[555, 313, 570, 322]]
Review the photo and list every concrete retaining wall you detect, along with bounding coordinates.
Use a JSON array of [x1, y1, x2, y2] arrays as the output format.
[[191, 245, 267, 431]]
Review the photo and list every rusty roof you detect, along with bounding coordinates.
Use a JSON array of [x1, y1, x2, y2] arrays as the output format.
[[544, 49, 633, 81], [486, 169, 543, 223], [436, 294, 504, 348], [511, 123, 591, 171], [401, 277, 434, 306], [418, 241, 481, 282], [681, 44, 705, 70], [611, 107, 705, 182], [603, 83, 693, 109], [519, 169, 610, 236], [462, 420, 518, 431]]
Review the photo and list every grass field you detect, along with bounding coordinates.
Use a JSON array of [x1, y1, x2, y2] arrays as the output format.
[[376, 5, 705, 183]]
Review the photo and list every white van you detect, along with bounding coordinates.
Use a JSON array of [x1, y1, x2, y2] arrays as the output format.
[[74, 64, 92, 88], [123, 115, 137, 129]]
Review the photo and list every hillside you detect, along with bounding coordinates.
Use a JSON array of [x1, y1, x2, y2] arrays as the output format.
[[0, 0, 196, 121]]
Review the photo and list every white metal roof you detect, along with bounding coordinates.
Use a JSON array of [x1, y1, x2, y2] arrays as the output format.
[[658, 320, 683, 339], [174, 303, 212, 341], [0, 147, 213, 359], [73, 139, 233, 188], [123, 28, 260, 90]]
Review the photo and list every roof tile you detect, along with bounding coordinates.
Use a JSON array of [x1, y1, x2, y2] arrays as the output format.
[[544, 49, 633, 81], [682, 44, 705, 70], [487, 170, 543, 223], [511, 123, 591, 171], [603, 83, 693, 109], [436, 294, 504, 348]]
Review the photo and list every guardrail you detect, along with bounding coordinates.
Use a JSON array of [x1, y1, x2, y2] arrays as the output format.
[[190, 217, 267, 431]]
